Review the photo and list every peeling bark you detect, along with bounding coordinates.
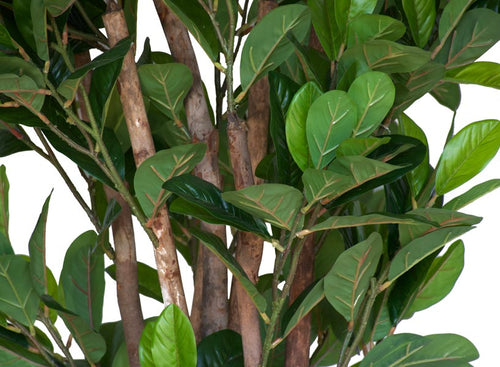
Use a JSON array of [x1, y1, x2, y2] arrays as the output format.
[[285, 235, 315, 367], [103, 2, 188, 315], [152, 0, 228, 339]]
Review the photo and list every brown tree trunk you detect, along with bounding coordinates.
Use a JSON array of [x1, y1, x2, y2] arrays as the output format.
[[285, 235, 315, 367], [103, 2, 188, 316], [152, 0, 228, 340]]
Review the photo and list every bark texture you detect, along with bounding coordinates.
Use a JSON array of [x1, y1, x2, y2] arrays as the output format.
[[153, 0, 228, 340], [103, 2, 188, 315]]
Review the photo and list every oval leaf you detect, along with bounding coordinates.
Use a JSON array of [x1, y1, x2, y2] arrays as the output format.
[[439, 0, 476, 41], [436, 119, 500, 194], [347, 14, 406, 47]]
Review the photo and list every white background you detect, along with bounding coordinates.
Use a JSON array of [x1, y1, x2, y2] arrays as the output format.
[[2, 2, 500, 365]]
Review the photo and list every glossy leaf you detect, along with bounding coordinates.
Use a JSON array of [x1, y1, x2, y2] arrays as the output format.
[[335, 0, 377, 42], [0, 338, 48, 366], [446, 61, 500, 89], [0, 165, 9, 242], [337, 137, 390, 157], [439, 0, 476, 42], [60, 230, 105, 329], [348, 71, 395, 137], [389, 226, 473, 282], [139, 321, 155, 367], [149, 304, 196, 367], [347, 14, 406, 47], [444, 178, 500, 210], [191, 228, 268, 321], [0, 255, 38, 327], [308, 0, 339, 60], [138, 63, 193, 125], [340, 40, 431, 74], [306, 90, 358, 168], [197, 329, 244, 367], [436, 119, 500, 194], [406, 240, 464, 317], [45, 0, 76, 16], [436, 8, 500, 68], [285, 81, 322, 171], [283, 280, 325, 338], [403, 0, 436, 47], [106, 262, 162, 303], [0, 74, 45, 111], [360, 333, 478, 366], [324, 233, 382, 322], [134, 144, 206, 217], [222, 184, 303, 231], [164, 175, 270, 239], [240, 4, 311, 90], [28, 192, 52, 296]]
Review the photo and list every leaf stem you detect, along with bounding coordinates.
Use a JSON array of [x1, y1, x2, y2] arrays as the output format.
[[40, 315, 77, 367]]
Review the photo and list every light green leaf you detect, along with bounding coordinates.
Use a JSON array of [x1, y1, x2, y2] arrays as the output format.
[[283, 280, 325, 338], [0, 74, 45, 111], [31, 0, 49, 60], [151, 304, 196, 367], [445, 62, 500, 89], [436, 119, 500, 194], [0, 255, 38, 327], [389, 226, 472, 282], [222, 184, 303, 231], [402, 0, 436, 48], [191, 229, 268, 323], [240, 4, 311, 90], [347, 14, 406, 47], [336, 137, 390, 157], [138, 63, 193, 128], [139, 321, 156, 367], [0, 165, 9, 243], [308, 0, 340, 60], [44, 0, 76, 16], [444, 179, 500, 210], [406, 240, 464, 317], [60, 230, 104, 329], [286, 82, 323, 171], [324, 233, 382, 322], [439, 0, 477, 42], [28, 192, 52, 296], [134, 144, 206, 217], [348, 71, 395, 137], [306, 90, 358, 168]]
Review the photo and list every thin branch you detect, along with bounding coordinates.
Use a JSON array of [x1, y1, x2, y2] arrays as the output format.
[[40, 315, 77, 367]]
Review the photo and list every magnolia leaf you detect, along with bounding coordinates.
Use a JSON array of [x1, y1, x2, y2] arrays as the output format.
[[308, 0, 339, 60], [336, 137, 391, 157], [444, 179, 500, 210], [446, 61, 500, 89], [402, 0, 436, 47], [139, 321, 156, 367], [335, 0, 377, 42], [431, 82, 461, 111], [439, 0, 476, 41], [347, 14, 406, 47]]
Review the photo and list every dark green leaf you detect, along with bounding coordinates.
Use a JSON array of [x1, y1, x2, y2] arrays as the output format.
[[0, 56, 44, 87], [444, 178, 500, 210], [436, 119, 500, 194], [191, 228, 268, 322], [45, 0, 76, 16], [106, 262, 162, 303], [347, 14, 406, 48], [89, 60, 124, 125], [0, 24, 16, 50], [0, 255, 38, 327], [197, 329, 244, 367], [13, 0, 48, 60], [165, 175, 270, 239], [306, 90, 358, 168], [134, 144, 206, 217], [337, 137, 390, 157], [0, 337, 48, 366], [240, 4, 311, 90], [335, 0, 377, 43], [60, 230, 104, 329], [324, 233, 382, 322], [308, 0, 340, 60], [0, 129, 31, 157], [439, 0, 476, 42], [111, 342, 129, 367], [0, 74, 45, 111], [431, 82, 461, 111], [402, 0, 436, 47], [0, 166, 9, 244]]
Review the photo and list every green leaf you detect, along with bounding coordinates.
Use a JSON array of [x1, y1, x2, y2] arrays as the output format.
[[285, 81, 322, 171], [308, 0, 340, 60], [240, 4, 311, 90], [446, 61, 500, 89], [44, 0, 76, 16], [0, 166, 9, 243], [340, 40, 431, 74], [436, 119, 500, 194], [0, 24, 16, 50], [431, 82, 461, 111], [444, 178, 500, 210], [347, 71, 395, 137], [360, 333, 478, 366], [336, 137, 390, 157], [0, 255, 38, 327], [435, 8, 500, 68], [106, 262, 162, 303], [325, 233, 382, 322], [138, 63, 193, 126], [139, 321, 155, 367], [406, 240, 464, 317], [347, 14, 406, 48], [283, 280, 325, 338], [28, 192, 52, 296], [60, 230, 105, 329], [151, 304, 196, 367], [0, 56, 44, 87], [402, 0, 436, 47], [164, 175, 270, 239], [197, 329, 244, 367], [439, 0, 476, 42], [0, 74, 45, 111], [161, 0, 221, 60], [0, 129, 31, 157], [306, 90, 358, 168], [13, 0, 48, 60], [111, 342, 129, 367], [191, 228, 268, 322], [222, 184, 303, 231], [0, 337, 48, 366], [335, 0, 377, 42], [134, 144, 206, 218], [389, 226, 473, 282]]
